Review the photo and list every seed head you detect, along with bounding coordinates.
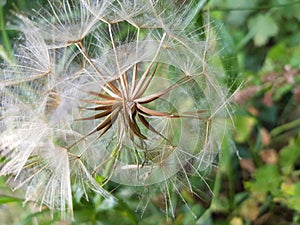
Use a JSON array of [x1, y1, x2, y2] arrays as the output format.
[[0, 0, 231, 217]]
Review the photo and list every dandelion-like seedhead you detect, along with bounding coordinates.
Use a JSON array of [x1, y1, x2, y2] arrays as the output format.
[[0, 0, 231, 217]]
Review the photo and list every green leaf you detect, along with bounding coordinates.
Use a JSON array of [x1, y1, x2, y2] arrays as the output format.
[[97, 196, 117, 211], [273, 84, 293, 101], [216, 21, 240, 92], [0, 44, 13, 64], [263, 43, 287, 72], [279, 135, 300, 175], [234, 115, 256, 143], [279, 182, 300, 213], [290, 45, 300, 68], [15, 210, 51, 225], [196, 209, 213, 225], [225, 0, 258, 27], [0, 5, 10, 47], [286, 182, 300, 212], [248, 14, 279, 47], [0, 195, 22, 204], [262, 44, 300, 72], [245, 164, 282, 196]]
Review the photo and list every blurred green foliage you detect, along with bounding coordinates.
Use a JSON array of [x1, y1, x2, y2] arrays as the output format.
[[207, 0, 300, 224], [1, 0, 300, 224]]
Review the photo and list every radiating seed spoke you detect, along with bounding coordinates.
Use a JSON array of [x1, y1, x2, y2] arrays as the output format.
[[89, 107, 120, 135], [76, 62, 206, 145], [88, 91, 116, 100], [127, 115, 147, 140], [138, 113, 173, 145], [79, 105, 113, 111], [75, 109, 112, 121], [133, 63, 159, 99], [107, 80, 121, 96], [79, 99, 117, 105]]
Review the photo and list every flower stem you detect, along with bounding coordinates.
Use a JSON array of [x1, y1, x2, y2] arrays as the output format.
[[0, 5, 12, 58], [271, 118, 300, 137], [208, 0, 300, 12], [101, 144, 120, 185]]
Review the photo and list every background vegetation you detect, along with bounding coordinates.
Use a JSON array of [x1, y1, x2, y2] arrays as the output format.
[[1, 0, 300, 224]]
